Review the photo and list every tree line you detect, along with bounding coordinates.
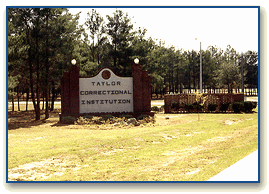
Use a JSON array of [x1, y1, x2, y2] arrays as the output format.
[[8, 8, 258, 120]]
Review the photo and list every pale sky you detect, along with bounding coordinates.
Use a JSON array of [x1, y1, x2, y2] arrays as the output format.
[[69, 7, 259, 53]]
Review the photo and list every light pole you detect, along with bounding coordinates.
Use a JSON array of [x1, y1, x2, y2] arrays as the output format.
[[240, 53, 244, 95], [196, 38, 202, 93], [200, 42, 202, 93]]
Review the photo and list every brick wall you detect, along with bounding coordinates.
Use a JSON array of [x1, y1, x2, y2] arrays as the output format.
[[164, 93, 244, 113]]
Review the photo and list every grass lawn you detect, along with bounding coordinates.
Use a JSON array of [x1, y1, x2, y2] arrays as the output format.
[[7, 106, 258, 182]]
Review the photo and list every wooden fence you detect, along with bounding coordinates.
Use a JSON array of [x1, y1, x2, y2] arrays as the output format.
[[164, 93, 244, 113]]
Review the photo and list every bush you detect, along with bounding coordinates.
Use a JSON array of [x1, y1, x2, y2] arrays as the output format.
[[90, 116, 104, 124], [171, 102, 180, 111], [231, 101, 256, 113], [160, 105, 165, 112], [84, 115, 93, 119], [192, 102, 203, 112], [232, 102, 244, 113], [137, 114, 149, 120], [100, 114, 115, 121], [182, 103, 194, 112], [151, 106, 160, 112], [207, 103, 217, 112], [137, 114, 155, 124], [75, 116, 91, 125], [242, 101, 252, 113], [62, 116, 77, 124], [76, 115, 124, 125], [243, 101, 257, 113], [220, 102, 230, 112], [119, 114, 133, 121], [252, 101, 258, 109]]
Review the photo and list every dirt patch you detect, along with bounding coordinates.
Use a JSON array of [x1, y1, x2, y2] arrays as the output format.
[[155, 115, 192, 126], [186, 168, 201, 175], [101, 146, 140, 156], [152, 141, 162, 144], [225, 120, 234, 125], [8, 155, 82, 181], [162, 151, 177, 156], [207, 136, 230, 143], [162, 134, 177, 140], [101, 148, 124, 155], [223, 119, 245, 125]]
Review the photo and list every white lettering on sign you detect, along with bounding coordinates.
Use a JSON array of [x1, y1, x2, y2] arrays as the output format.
[[79, 68, 133, 114]]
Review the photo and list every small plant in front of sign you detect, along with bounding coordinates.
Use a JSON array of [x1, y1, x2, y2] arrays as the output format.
[[137, 115, 155, 125], [119, 114, 134, 121], [62, 116, 77, 124]]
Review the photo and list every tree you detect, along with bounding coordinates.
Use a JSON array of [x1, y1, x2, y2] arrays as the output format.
[[216, 61, 241, 93], [8, 8, 82, 120], [85, 9, 106, 64], [8, 75, 20, 111], [106, 9, 134, 76], [244, 51, 258, 89]]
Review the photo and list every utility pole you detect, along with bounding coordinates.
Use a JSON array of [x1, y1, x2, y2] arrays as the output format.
[[241, 53, 244, 95], [200, 42, 202, 93], [195, 38, 202, 93]]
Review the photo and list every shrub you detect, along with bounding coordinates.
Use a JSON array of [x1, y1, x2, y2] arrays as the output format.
[[242, 101, 252, 113], [243, 101, 257, 113], [207, 103, 217, 112], [182, 103, 194, 112], [220, 102, 230, 112], [192, 102, 203, 112], [252, 101, 258, 109], [171, 102, 180, 111], [160, 105, 165, 112], [76, 116, 91, 125], [62, 116, 77, 124], [100, 114, 115, 121], [84, 115, 93, 119], [137, 114, 155, 124], [232, 102, 244, 113], [119, 114, 133, 121], [137, 114, 149, 120], [91, 116, 104, 124], [151, 106, 160, 112]]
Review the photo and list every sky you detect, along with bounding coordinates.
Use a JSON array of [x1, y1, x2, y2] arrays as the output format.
[[69, 7, 259, 53]]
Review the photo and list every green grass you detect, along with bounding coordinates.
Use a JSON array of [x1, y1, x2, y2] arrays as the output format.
[[8, 107, 258, 181]]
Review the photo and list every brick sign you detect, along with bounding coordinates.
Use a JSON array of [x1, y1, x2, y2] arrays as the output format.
[[79, 68, 133, 113], [60, 63, 153, 121]]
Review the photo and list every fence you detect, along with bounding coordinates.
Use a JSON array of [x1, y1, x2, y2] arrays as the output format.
[[164, 93, 244, 113], [151, 88, 257, 100]]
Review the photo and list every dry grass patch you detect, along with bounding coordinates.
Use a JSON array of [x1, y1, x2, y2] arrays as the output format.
[[8, 154, 82, 181]]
